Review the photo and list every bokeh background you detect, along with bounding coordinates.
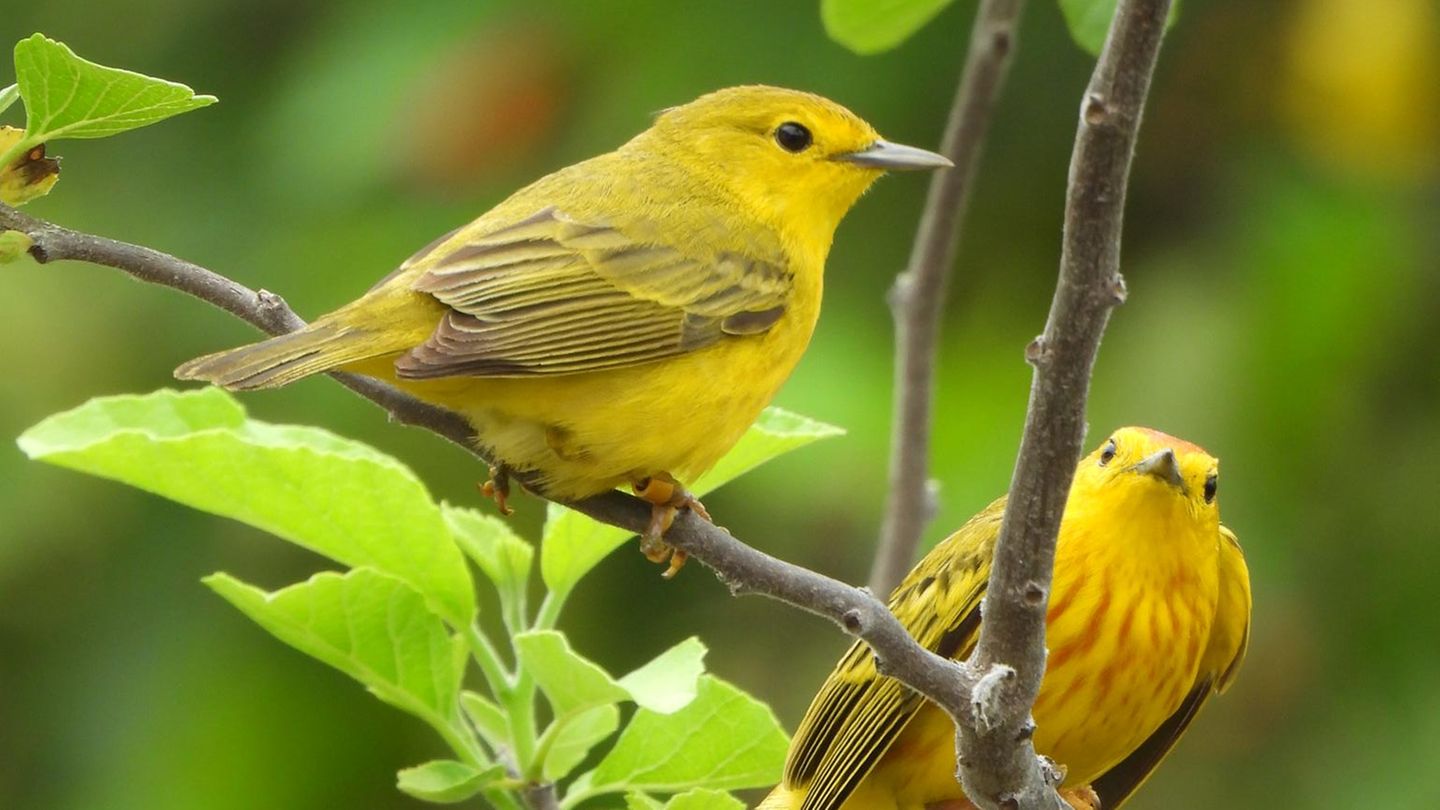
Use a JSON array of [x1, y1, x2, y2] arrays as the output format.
[[2, 0, 1437, 808]]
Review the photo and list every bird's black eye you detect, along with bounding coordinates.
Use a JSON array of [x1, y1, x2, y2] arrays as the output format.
[[1203, 472, 1218, 503], [1099, 439, 1117, 466], [775, 122, 812, 153]]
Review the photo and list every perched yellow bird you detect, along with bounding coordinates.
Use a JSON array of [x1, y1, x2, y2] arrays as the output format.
[[763, 428, 1252, 810], [175, 85, 949, 570]]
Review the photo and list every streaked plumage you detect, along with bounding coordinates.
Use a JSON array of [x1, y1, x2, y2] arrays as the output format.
[[762, 428, 1252, 810]]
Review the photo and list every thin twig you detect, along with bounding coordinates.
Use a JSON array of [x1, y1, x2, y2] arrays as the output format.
[[952, 1, 1172, 808], [872, 0, 1026, 595], [2, 205, 479, 451]]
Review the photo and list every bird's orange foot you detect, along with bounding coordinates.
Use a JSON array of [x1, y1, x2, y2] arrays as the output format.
[[1060, 786, 1101, 810], [633, 473, 711, 578], [479, 464, 515, 516]]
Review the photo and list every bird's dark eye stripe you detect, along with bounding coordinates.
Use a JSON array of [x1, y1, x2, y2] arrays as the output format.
[[1203, 473, 1218, 503], [1099, 439, 1117, 466], [775, 121, 812, 153]]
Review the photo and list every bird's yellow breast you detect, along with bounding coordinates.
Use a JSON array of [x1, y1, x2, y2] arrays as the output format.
[[1031, 504, 1221, 782], [852, 495, 1221, 810]]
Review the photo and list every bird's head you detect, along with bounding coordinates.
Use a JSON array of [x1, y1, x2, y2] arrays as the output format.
[[1071, 427, 1222, 531], [641, 85, 950, 256]]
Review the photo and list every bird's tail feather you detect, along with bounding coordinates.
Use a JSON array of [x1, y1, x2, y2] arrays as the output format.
[[174, 322, 398, 391]]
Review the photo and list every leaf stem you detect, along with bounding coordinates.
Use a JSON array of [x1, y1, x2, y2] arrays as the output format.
[[468, 623, 516, 699]]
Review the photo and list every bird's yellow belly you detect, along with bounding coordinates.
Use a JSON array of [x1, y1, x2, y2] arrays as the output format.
[[1031, 569, 1217, 783], [857, 565, 1217, 810], [361, 320, 808, 500]]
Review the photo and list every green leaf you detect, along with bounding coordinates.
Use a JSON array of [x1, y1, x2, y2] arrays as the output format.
[[514, 630, 629, 717], [12, 34, 216, 142], [0, 84, 17, 116], [582, 676, 788, 795], [543, 705, 620, 781], [0, 230, 33, 263], [617, 637, 707, 715], [1059, 0, 1181, 55], [461, 691, 510, 751], [626, 792, 664, 810], [540, 407, 842, 595], [821, 0, 958, 54], [664, 789, 745, 810], [205, 568, 467, 735], [17, 388, 475, 624], [687, 407, 845, 495], [443, 504, 531, 621], [397, 760, 504, 803]]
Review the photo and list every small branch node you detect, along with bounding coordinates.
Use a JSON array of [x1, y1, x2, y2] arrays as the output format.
[[886, 273, 911, 315], [1023, 335, 1049, 367], [26, 237, 50, 263], [1108, 273, 1129, 305], [922, 478, 942, 523], [1014, 717, 1036, 742], [989, 27, 1013, 57], [997, 796, 1021, 810], [840, 608, 865, 634], [970, 663, 1017, 732], [1082, 93, 1112, 126], [1021, 581, 1047, 607], [1040, 756, 1066, 787], [256, 288, 287, 312]]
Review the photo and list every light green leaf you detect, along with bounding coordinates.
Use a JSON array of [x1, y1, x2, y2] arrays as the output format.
[[821, 0, 958, 55], [539, 500, 631, 599], [397, 760, 504, 803], [617, 637, 707, 715], [583, 676, 788, 795], [444, 504, 531, 618], [0, 230, 33, 263], [626, 792, 664, 810], [540, 407, 842, 595], [0, 84, 17, 116], [18, 388, 475, 624], [13, 33, 216, 142], [543, 705, 620, 781], [1059, 0, 1181, 55], [664, 789, 745, 810], [514, 630, 628, 717], [205, 568, 467, 735], [461, 691, 510, 751], [687, 407, 844, 495]]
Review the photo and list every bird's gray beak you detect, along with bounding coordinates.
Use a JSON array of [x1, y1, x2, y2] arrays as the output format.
[[1131, 448, 1187, 492], [835, 140, 953, 171]]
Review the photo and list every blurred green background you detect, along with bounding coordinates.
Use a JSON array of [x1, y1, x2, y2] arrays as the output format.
[[2, 0, 1437, 808]]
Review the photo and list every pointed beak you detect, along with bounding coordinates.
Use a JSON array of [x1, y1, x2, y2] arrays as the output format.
[[1131, 448, 1187, 492], [834, 139, 952, 171]]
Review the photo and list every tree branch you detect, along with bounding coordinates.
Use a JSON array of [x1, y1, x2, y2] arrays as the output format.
[[952, 1, 1171, 807], [872, 0, 1025, 596]]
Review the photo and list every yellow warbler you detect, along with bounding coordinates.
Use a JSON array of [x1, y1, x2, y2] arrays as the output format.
[[762, 428, 1252, 810], [175, 85, 949, 571]]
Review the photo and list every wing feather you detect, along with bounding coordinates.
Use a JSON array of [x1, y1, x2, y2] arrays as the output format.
[[395, 207, 791, 379], [785, 501, 1004, 810]]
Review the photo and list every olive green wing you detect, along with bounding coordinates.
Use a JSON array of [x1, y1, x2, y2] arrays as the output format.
[[393, 206, 791, 378], [1092, 525, 1252, 809], [785, 500, 1005, 810]]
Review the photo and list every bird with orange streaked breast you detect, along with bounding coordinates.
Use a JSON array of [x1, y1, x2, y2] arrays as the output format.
[[761, 427, 1252, 810]]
